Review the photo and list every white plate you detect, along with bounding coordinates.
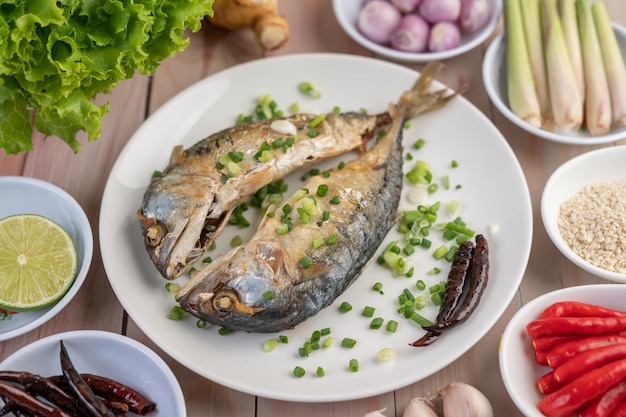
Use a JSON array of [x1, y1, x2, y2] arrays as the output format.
[[0, 330, 185, 416], [0, 176, 93, 342], [500, 284, 626, 417], [100, 53, 532, 402]]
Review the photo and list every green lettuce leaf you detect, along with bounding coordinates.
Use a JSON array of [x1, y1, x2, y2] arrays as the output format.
[[0, 0, 214, 154]]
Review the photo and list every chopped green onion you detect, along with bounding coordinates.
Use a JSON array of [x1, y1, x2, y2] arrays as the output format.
[[323, 337, 334, 348], [262, 339, 278, 352], [279, 335, 289, 343], [349, 359, 359, 372], [362, 306, 375, 317], [196, 319, 208, 329], [316, 366, 325, 377], [231, 235, 243, 247], [322, 211, 331, 221], [167, 306, 185, 320], [373, 282, 383, 293], [415, 280, 426, 291], [409, 312, 434, 327], [298, 81, 321, 98], [337, 161, 346, 169], [308, 114, 326, 128], [433, 244, 449, 260], [293, 366, 306, 378], [413, 138, 426, 149], [312, 236, 324, 249], [218, 327, 233, 336], [316, 184, 329, 197], [370, 317, 384, 329], [386, 320, 398, 333], [377, 348, 397, 361], [152, 170, 162, 178], [299, 256, 313, 268], [339, 301, 352, 313], [341, 338, 357, 348], [326, 233, 337, 245], [329, 196, 340, 205], [165, 282, 180, 295], [263, 290, 273, 300]]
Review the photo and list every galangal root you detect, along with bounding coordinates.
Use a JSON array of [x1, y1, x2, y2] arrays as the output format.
[[208, 0, 289, 50]]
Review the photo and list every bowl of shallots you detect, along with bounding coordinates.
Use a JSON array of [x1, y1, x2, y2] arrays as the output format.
[[332, 0, 502, 62]]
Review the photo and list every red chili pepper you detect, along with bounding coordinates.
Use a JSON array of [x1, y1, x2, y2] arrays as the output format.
[[546, 335, 626, 369], [538, 358, 626, 416], [539, 302, 626, 320], [527, 316, 626, 339], [579, 380, 626, 417], [535, 349, 549, 366], [533, 334, 582, 352], [554, 344, 626, 385], [609, 400, 626, 417], [537, 371, 561, 395]]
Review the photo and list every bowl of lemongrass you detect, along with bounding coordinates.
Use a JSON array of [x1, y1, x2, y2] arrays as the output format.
[[483, 0, 626, 145]]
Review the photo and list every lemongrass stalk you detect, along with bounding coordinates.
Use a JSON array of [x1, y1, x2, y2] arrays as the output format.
[[592, 1, 626, 126], [576, 0, 611, 135], [505, 0, 541, 128], [542, 0, 583, 131], [560, 0, 585, 105], [520, 0, 553, 130]]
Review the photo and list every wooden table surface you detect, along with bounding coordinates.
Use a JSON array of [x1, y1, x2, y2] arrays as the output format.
[[1, 1, 625, 416]]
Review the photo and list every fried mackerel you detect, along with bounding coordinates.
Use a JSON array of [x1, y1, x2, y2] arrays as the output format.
[[138, 103, 392, 280], [175, 63, 460, 332]]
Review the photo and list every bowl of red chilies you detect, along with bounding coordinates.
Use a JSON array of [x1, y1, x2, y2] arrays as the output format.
[[500, 284, 626, 417], [0, 330, 185, 416]]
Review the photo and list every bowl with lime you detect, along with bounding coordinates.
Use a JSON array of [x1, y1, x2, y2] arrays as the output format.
[[0, 176, 93, 341]]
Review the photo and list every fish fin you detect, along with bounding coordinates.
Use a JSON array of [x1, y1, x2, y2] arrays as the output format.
[[168, 145, 187, 167]]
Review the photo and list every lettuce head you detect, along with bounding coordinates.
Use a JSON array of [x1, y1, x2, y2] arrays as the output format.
[[0, 0, 214, 154]]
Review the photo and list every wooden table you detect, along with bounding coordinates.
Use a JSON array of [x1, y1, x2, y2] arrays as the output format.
[[1, 1, 625, 415]]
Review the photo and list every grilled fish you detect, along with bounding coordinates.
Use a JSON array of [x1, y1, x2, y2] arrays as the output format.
[[139, 104, 393, 280], [175, 63, 459, 332]]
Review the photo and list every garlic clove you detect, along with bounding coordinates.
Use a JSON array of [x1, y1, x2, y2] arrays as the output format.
[[363, 407, 388, 417], [435, 382, 494, 417], [402, 397, 439, 417]]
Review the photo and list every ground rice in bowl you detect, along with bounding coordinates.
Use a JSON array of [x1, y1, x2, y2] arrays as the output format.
[[558, 180, 626, 274]]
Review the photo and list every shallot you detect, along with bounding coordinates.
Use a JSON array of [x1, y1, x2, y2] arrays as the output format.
[[390, 0, 423, 13], [428, 22, 461, 52], [357, 0, 402, 44], [459, 0, 491, 32], [390, 14, 430, 52], [418, 0, 461, 24]]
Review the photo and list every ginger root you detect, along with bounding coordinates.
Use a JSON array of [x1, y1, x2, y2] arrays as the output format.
[[209, 0, 289, 51]]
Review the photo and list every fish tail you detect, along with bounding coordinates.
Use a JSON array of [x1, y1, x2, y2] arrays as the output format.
[[397, 62, 466, 120]]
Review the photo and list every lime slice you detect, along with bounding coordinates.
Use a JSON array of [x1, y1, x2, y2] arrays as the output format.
[[0, 214, 78, 310]]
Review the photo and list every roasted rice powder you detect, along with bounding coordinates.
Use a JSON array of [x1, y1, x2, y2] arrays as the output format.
[[558, 180, 626, 274]]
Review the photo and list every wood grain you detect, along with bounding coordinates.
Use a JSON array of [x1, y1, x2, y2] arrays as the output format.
[[1, 1, 625, 416]]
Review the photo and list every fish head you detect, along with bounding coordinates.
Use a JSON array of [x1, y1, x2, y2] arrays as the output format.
[[177, 238, 301, 332], [138, 173, 218, 279]]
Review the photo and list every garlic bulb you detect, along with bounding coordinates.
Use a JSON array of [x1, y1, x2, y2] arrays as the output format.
[[402, 397, 438, 417], [435, 382, 494, 417], [363, 407, 388, 417]]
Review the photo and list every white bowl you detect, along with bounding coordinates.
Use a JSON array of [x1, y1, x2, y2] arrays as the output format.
[[333, 0, 502, 62], [500, 284, 626, 417], [0, 176, 93, 341], [541, 146, 626, 282], [483, 23, 626, 145], [0, 330, 185, 416]]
